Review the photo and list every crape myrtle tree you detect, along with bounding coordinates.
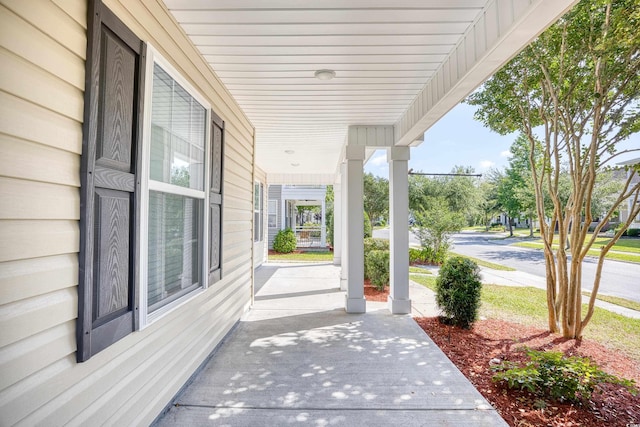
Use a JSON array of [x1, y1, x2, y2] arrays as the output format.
[[467, 0, 640, 338]]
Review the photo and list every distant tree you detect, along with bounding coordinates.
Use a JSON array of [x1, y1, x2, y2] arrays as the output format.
[[467, 0, 640, 338], [363, 173, 389, 228], [325, 185, 334, 246], [413, 197, 466, 260], [501, 134, 539, 237], [409, 165, 481, 225], [477, 174, 501, 230]]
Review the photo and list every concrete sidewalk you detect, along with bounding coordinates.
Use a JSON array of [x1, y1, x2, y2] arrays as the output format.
[[155, 262, 506, 426]]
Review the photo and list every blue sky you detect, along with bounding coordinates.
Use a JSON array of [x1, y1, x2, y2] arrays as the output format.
[[364, 102, 640, 178]]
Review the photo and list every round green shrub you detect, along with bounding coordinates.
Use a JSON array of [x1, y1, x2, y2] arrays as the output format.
[[365, 250, 390, 291], [364, 238, 389, 280], [627, 228, 640, 237], [435, 256, 482, 329], [273, 228, 297, 253], [364, 237, 389, 254]]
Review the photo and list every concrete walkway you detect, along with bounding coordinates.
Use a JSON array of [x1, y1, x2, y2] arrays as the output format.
[[155, 262, 506, 426]]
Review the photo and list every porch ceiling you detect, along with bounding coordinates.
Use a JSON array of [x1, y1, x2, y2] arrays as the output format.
[[164, 0, 576, 184]]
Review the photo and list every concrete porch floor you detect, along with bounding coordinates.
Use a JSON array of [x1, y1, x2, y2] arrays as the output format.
[[154, 262, 507, 426]]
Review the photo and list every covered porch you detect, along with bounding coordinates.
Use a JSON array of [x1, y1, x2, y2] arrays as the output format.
[[162, 0, 579, 315], [155, 262, 506, 426]]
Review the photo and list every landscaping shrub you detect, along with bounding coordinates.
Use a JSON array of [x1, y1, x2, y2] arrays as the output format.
[[364, 238, 389, 280], [492, 349, 638, 403], [409, 246, 446, 265], [409, 247, 423, 264], [364, 237, 389, 253], [364, 211, 372, 238], [435, 256, 482, 329], [628, 228, 640, 237], [273, 228, 297, 253], [365, 249, 390, 291]]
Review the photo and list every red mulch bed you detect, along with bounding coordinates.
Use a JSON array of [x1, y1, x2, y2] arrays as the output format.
[[364, 279, 389, 302], [415, 317, 640, 427]]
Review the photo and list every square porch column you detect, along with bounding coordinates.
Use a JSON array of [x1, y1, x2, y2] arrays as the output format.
[[339, 162, 348, 290], [388, 146, 411, 314], [344, 145, 366, 313], [333, 177, 342, 266]]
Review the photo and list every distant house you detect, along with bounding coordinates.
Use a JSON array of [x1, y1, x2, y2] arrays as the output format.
[[268, 185, 327, 249]]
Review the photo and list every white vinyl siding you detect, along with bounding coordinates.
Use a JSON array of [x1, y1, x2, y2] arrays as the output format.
[[0, 1, 255, 426]]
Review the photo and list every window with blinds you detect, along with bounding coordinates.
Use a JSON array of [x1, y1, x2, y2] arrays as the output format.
[[146, 63, 207, 313]]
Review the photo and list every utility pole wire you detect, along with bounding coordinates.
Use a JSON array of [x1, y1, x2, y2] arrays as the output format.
[[408, 168, 482, 177]]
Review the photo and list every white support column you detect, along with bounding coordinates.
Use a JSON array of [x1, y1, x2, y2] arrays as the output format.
[[339, 163, 348, 290], [333, 179, 342, 266], [388, 146, 411, 314], [320, 198, 327, 247], [344, 145, 366, 313]]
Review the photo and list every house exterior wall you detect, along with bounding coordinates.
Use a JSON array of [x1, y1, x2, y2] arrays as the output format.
[[0, 0, 255, 425]]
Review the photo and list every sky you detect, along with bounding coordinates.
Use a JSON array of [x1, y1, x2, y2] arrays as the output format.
[[364, 102, 640, 179]]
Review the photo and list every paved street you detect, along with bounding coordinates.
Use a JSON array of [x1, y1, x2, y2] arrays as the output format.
[[374, 229, 640, 303]]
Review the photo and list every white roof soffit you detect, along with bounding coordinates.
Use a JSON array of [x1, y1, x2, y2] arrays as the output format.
[[164, 0, 577, 182]]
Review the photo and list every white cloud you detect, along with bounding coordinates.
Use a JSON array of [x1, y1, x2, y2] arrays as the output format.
[[369, 152, 387, 166], [500, 150, 512, 158], [479, 160, 495, 169]]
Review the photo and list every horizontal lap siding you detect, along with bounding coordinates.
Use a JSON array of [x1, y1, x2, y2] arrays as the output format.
[[0, 0, 255, 425], [0, 0, 87, 424]]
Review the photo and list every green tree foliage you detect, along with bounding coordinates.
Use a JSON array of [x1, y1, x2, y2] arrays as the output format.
[[413, 197, 466, 261], [467, 0, 640, 338], [409, 166, 482, 226], [325, 185, 334, 246], [436, 256, 482, 329], [363, 173, 389, 227], [363, 211, 372, 238], [477, 177, 501, 231]]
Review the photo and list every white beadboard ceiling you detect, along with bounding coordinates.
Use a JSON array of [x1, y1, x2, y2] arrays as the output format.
[[164, 0, 576, 184]]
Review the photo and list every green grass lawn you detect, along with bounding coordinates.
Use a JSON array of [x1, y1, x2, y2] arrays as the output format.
[[409, 266, 432, 274], [582, 291, 640, 312], [512, 237, 640, 263], [448, 252, 516, 271], [268, 251, 334, 262], [463, 225, 506, 233], [409, 273, 640, 362]]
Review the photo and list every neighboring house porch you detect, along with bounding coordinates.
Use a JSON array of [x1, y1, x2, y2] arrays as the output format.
[[268, 185, 328, 249]]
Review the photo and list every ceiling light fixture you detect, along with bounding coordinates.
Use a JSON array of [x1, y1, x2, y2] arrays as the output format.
[[291, 163, 300, 167], [314, 69, 336, 80], [284, 150, 295, 154]]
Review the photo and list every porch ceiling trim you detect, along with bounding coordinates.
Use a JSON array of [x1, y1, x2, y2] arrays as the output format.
[[394, 0, 578, 147]]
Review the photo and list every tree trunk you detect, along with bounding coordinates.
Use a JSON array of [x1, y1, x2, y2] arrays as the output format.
[[508, 217, 513, 236]]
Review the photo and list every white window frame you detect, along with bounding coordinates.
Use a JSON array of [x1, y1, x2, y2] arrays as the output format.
[[139, 45, 212, 328], [268, 199, 278, 228], [254, 182, 263, 242]]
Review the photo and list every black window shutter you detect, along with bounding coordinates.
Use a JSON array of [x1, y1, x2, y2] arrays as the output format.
[[209, 113, 224, 284], [78, 1, 145, 362]]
